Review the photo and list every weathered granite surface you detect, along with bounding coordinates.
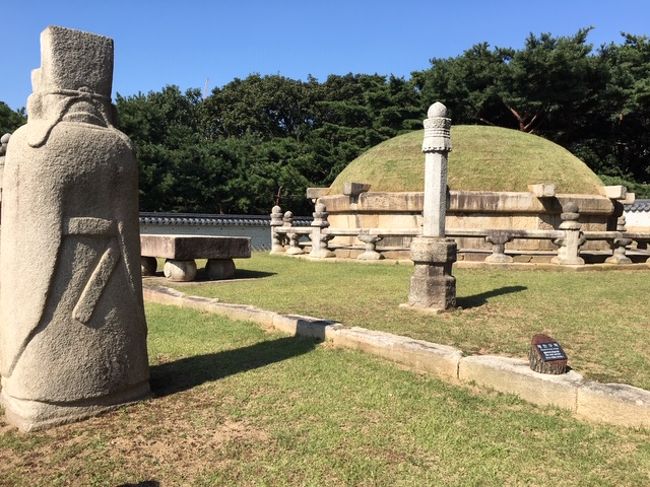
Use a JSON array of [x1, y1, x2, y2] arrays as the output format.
[[140, 234, 251, 260], [405, 103, 456, 312], [0, 26, 150, 431], [0, 133, 9, 202]]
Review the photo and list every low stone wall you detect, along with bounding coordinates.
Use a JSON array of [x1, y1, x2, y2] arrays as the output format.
[[625, 199, 650, 231], [143, 283, 650, 428], [139, 212, 311, 251], [320, 190, 616, 259]]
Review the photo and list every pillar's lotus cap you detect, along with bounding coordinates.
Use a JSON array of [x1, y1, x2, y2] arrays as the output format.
[[422, 102, 452, 153]]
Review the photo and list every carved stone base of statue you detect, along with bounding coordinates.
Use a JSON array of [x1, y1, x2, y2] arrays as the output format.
[[401, 237, 457, 313], [0, 380, 150, 432]]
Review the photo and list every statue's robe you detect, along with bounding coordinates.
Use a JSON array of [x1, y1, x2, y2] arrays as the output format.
[[0, 111, 149, 404]]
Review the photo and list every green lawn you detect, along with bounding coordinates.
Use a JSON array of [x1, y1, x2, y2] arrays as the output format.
[[1, 304, 648, 486], [176, 253, 650, 390]]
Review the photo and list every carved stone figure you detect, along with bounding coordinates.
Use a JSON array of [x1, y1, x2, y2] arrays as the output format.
[[0, 26, 150, 431], [0, 133, 9, 159]]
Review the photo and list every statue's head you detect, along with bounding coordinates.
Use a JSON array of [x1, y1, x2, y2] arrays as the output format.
[[34, 26, 113, 97], [27, 26, 115, 147]]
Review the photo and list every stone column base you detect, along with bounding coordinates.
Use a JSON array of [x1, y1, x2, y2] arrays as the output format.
[[403, 237, 457, 313], [309, 248, 335, 259], [270, 245, 285, 255], [551, 255, 585, 266], [285, 246, 304, 256], [1, 381, 150, 432], [605, 254, 632, 265]]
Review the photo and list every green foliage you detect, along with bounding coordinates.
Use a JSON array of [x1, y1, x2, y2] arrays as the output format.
[[0, 102, 26, 135], [413, 29, 650, 183], [116, 74, 419, 213], [5, 29, 650, 213]]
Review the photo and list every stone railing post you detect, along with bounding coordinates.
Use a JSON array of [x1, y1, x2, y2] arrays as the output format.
[[270, 205, 285, 254], [309, 203, 334, 258], [551, 202, 585, 266], [485, 230, 514, 264], [605, 215, 632, 264], [283, 211, 303, 256], [402, 102, 456, 313], [357, 231, 384, 260]]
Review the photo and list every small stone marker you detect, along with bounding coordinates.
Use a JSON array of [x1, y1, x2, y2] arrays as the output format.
[[343, 182, 371, 198], [601, 185, 627, 200], [529, 334, 568, 375], [305, 187, 330, 202], [527, 183, 556, 198]]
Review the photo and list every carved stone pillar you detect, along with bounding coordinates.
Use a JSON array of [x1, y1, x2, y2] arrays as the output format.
[[605, 216, 632, 265], [270, 205, 285, 254], [0, 26, 149, 431], [403, 103, 456, 313], [309, 203, 334, 259], [551, 202, 585, 266]]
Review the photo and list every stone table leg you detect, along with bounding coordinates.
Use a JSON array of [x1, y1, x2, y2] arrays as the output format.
[[206, 258, 236, 280], [163, 259, 197, 282], [141, 256, 158, 276]]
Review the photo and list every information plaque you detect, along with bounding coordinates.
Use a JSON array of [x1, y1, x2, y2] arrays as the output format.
[[529, 334, 568, 374]]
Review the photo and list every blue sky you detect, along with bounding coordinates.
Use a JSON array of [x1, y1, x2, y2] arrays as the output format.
[[2, 0, 649, 109]]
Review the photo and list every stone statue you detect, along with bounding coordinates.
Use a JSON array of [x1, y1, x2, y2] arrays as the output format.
[[0, 26, 150, 431], [0, 133, 9, 158]]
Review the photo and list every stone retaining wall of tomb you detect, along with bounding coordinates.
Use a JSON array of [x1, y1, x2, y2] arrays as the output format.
[[319, 190, 615, 259]]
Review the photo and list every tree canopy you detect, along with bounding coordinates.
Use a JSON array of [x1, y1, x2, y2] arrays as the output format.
[[2, 29, 650, 212]]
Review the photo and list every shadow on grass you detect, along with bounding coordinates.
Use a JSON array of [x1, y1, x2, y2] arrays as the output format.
[[193, 268, 276, 281], [231, 268, 276, 279], [116, 481, 159, 487], [144, 268, 276, 284], [150, 336, 316, 398], [457, 285, 527, 309]]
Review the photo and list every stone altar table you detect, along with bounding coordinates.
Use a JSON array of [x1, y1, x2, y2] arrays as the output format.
[[140, 234, 251, 281]]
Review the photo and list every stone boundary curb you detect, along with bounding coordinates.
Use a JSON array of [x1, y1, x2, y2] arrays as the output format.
[[143, 284, 650, 428], [288, 254, 650, 271]]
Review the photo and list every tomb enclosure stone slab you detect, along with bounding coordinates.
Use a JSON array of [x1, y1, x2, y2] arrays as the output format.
[[576, 381, 650, 427], [459, 355, 583, 410]]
